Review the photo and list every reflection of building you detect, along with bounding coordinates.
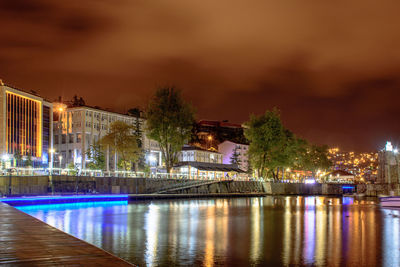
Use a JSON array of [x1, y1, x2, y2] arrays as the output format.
[[218, 141, 249, 171], [0, 82, 53, 167], [377, 141, 400, 184], [53, 104, 162, 170]]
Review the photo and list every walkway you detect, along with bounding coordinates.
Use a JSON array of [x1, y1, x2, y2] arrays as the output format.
[[0, 202, 134, 266]]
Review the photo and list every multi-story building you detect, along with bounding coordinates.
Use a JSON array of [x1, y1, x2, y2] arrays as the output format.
[[0, 81, 53, 167], [218, 140, 249, 171], [53, 104, 162, 171], [377, 141, 400, 184]]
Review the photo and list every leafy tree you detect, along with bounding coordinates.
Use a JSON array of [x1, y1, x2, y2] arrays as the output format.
[[128, 107, 142, 117], [25, 154, 33, 167], [71, 95, 85, 107], [296, 143, 331, 178], [244, 109, 288, 179], [86, 141, 106, 170], [230, 146, 242, 166], [14, 149, 22, 167], [118, 159, 132, 171], [146, 87, 195, 173], [100, 121, 141, 171], [67, 162, 78, 175]]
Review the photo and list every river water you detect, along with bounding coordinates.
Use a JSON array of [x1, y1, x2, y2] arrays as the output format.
[[17, 196, 400, 266]]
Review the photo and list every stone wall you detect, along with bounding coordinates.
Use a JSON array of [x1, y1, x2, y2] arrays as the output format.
[[0, 176, 48, 196], [0, 175, 351, 196], [357, 183, 400, 196]]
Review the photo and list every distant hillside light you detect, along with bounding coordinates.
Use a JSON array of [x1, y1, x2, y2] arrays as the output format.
[[385, 141, 393, 152]]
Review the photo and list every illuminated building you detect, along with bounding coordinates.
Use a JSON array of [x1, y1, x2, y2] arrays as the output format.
[[377, 141, 400, 184], [174, 145, 245, 179], [53, 104, 162, 171], [218, 140, 249, 171], [0, 81, 53, 166]]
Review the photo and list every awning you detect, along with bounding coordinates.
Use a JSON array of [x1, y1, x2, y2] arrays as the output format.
[[173, 161, 246, 173]]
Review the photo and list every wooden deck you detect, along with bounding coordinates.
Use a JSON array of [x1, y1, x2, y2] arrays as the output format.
[[0, 202, 134, 266]]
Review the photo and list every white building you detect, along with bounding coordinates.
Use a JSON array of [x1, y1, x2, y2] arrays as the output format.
[[174, 145, 244, 179], [218, 141, 249, 171], [53, 104, 162, 171], [179, 145, 222, 163]]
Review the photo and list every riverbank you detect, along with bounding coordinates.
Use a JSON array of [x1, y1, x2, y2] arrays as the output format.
[[0, 175, 354, 196], [0, 202, 134, 266]]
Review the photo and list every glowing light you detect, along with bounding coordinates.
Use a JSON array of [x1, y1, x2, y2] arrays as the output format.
[[147, 154, 156, 163], [386, 141, 393, 152], [2, 154, 9, 161], [0, 195, 129, 206]]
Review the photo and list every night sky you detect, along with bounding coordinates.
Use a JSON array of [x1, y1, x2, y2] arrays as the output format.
[[1, 1, 400, 152]]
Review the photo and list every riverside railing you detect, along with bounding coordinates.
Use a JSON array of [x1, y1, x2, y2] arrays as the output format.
[[0, 167, 260, 181]]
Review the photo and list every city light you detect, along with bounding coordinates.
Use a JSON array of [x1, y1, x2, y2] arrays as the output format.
[[147, 154, 156, 163], [2, 154, 9, 161], [386, 141, 393, 152]]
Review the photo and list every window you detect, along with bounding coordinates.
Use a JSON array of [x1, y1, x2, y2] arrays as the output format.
[[61, 135, 66, 144], [76, 133, 81, 143], [54, 135, 59, 145], [69, 134, 74, 143]]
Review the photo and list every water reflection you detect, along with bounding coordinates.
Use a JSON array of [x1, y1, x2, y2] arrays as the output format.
[[16, 197, 400, 266]]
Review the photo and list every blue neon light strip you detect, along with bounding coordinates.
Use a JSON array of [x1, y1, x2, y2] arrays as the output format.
[[0, 195, 129, 206], [342, 186, 355, 189]]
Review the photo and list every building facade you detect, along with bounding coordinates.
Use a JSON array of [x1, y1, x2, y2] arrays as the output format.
[[377, 142, 400, 184], [179, 145, 223, 164], [53, 104, 162, 171], [218, 140, 249, 171], [174, 145, 244, 179], [0, 82, 53, 167]]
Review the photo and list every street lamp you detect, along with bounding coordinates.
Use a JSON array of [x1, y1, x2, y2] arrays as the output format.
[[59, 155, 63, 169], [49, 149, 55, 173]]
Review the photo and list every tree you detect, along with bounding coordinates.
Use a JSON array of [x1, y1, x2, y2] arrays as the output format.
[[146, 87, 195, 173], [14, 149, 22, 167], [128, 107, 142, 117], [25, 154, 33, 167], [230, 146, 241, 166], [244, 109, 297, 180], [100, 121, 141, 171], [71, 95, 85, 107], [86, 141, 106, 170], [296, 143, 331, 178]]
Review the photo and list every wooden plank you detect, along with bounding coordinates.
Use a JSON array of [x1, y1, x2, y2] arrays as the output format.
[[0, 202, 134, 266]]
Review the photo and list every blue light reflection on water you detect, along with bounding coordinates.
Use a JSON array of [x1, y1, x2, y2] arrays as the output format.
[[17, 201, 129, 247], [14, 197, 400, 266]]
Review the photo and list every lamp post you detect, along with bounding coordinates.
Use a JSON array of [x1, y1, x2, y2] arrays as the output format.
[[59, 155, 63, 169], [49, 149, 55, 174]]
